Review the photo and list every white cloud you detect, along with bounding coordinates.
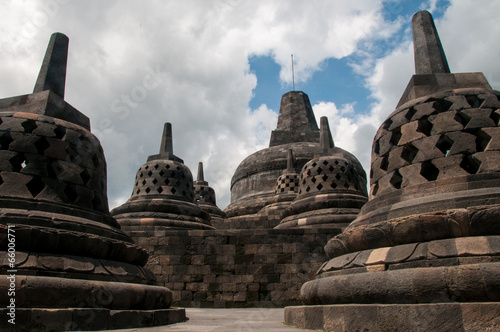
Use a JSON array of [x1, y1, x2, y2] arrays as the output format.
[[0, 0, 498, 212]]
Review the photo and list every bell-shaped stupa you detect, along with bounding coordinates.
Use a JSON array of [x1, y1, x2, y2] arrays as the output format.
[[112, 123, 213, 232], [276, 117, 368, 229], [253, 148, 300, 227], [193, 161, 226, 226], [285, 11, 500, 331], [0, 33, 185, 331]]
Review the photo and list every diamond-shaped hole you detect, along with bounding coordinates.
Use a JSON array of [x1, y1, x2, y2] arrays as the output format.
[[475, 129, 492, 152], [54, 125, 66, 139], [380, 156, 389, 171], [159, 170, 165, 177], [21, 120, 37, 134], [382, 118, 393, 130], [322, 160, 329, 166], [344, 182, 350, 189], [157, 187, 163, 194], [9, 154, 25, 172], [404, 107, 416, 121], [26, 176, 45, 197], [0, 132, 13, 149], [466, 95, 481, 108], [417, 118, 433, 136], [436, 135, 454, 156], [460, 155, 481, 174], [420, 161, 439, 181], [80, 169, 91, 184], [390, 127, 402, 145], [330, 182, 337, 189], [374, 140, 380, 155], [389, 170, 403, 189], [152, 178, 158, 185], [335, 174, 342, 181], [321, 174, 328, 182], [454, 112, 470, 127], [34, 137, 50, 154], [92, 155, 100, 168], [316, 183, 323, 191], [165, 179, 170, 185], [401, 144, 418, 162], [0, 174, 3, 186], [154, 164, 159, 169], [64, 185, 78, 203], [92, 196, 102, 210], [145, 187, 151, 194], [171, 187, 177, 194]]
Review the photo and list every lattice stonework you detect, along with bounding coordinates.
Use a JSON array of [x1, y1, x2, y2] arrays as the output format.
[[0, 113, 108, 212], [194, 185, 216, 205], [298, 157, 367, 196], [274, 173, 299, 194], [370, 91, 500, 198], [131, 160, 194, 201]]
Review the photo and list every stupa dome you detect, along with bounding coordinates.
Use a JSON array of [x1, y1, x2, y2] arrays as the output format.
[[276, 117, 368, 229], [112, 123, 213, 231]]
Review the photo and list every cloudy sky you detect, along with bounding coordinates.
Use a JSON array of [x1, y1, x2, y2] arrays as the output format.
[[0, 0, 499, 210]]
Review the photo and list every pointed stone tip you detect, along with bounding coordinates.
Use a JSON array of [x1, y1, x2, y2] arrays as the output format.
[[286, 149, 295, 172], [197, 162, 204, 182], [160, 122, 174, 156], [319, 116, 334, 151], [412, 10, 450, 75], [34, 32, 69, 98]]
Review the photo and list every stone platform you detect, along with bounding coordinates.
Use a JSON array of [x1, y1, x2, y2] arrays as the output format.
[[284, 303, 500, 331]]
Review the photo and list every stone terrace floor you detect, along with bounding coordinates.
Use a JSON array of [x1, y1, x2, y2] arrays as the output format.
[[112, 308, 317, 332]]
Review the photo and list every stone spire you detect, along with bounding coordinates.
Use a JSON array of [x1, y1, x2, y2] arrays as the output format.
[[412, 10, 450, 75], [269, 91, 320, 147], [33, 32, 68, 98], [319, 116, 334, 152], [285, 149, 295, 173], [397, 11, 491, 107], [148, 122, 183, 162], [197, 162, 207, 184]]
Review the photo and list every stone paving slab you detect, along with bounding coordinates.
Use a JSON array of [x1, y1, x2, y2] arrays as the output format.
[[111, 308, 318, 332]]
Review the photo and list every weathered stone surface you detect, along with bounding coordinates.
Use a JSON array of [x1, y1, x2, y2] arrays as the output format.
[[0, 33, 184, 331]]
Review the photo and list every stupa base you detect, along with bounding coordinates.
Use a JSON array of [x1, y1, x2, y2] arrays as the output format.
[[0, 307, 186, 331], [284, 302, 500, 331]]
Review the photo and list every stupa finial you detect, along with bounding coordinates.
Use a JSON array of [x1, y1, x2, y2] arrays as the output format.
[[319, 116, 334, 152], [148, 122, 183, 162], [412, 10, 450, 75], [33, 32, 69, 98], [286, 149, 295, 173], [197, 162, 205, 182], [160, 122, 174, 157]]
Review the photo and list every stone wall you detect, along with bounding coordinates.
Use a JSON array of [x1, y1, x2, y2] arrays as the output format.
[[128, 228, 335, 308]]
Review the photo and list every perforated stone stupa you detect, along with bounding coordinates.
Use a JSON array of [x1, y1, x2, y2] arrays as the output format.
[[112, 123, 214, 232], [276, 117, 368, 229], [0, 33, 185, 331], [285, 11, 500, 331], [193, 161, 226, 225]]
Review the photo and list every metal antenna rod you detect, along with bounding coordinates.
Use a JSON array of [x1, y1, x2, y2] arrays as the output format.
[[291, 54, 295, 91]]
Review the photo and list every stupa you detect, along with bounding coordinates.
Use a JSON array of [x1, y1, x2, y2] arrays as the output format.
[[253, 148, 300, 225], [285, 11, 500, 331], [193, 161, 226, 226], [276, 117, 368, 229], [112, 123, 214, 232], [0, 33, 185, 331]]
